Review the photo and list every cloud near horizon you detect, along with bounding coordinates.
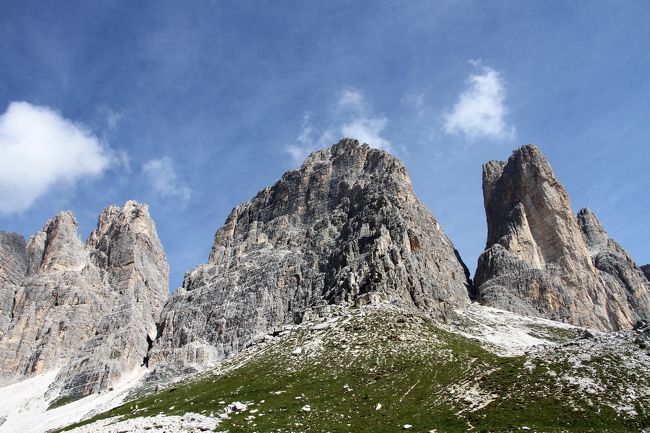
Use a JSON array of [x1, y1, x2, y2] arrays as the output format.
[[0, 101, 111, 214], [444, 65, 515, 140], [286, 88, 392, 165], [142, 157, 192, 204]]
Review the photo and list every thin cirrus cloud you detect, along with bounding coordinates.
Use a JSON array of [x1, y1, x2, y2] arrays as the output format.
[[286, 88, 392, 165], [444, 64, 515, 141], [0, 101, 112, 214], [142, 157, 192, 204]]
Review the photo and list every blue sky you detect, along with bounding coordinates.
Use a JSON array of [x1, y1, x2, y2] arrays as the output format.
[[0, 1, 648, 290]]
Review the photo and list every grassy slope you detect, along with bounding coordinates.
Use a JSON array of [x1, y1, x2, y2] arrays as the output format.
[[59, 307, 650, 433]]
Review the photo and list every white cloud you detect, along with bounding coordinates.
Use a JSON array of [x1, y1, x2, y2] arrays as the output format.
[[336, 89, 392, 151], [340, 116, 391, 150], [286, 89, 392, 165], [142, 157, 191, 203], [444, 65, 515, 140], [0, 101, 111, 214], [285, 113, 336, 165]]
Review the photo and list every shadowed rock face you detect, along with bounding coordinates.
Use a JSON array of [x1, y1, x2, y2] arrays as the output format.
[[577, 208, 650, 326], [0, 232, 28, 337], [475, 144, 650, 331], [149, 139, 472, 374], [641, 265, 650, 283], [0, 201, 168, 398]]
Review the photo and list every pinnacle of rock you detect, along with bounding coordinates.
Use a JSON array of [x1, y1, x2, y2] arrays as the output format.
[[0, 201, 168, 398], [28, 211, 86, 274], [148, 138, 471, 374], [475, 144, 650, 331]]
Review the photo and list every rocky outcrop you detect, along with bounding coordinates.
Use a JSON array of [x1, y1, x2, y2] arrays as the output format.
[[148, 139, 471, 374], [641, 265, 650, 283], [0, 201, 168, 398], [474, 144, 650, 331], [0, 233, 28, 337], [577, 208, 650, 325]]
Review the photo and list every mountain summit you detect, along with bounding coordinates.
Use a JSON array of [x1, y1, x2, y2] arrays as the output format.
[[148, 138, 472, 374], [474, 144, 650, 331], [0, 201, 168, 399]]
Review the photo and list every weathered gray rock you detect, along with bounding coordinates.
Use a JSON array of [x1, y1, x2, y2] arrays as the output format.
[[0, 232, 27, 337], [474, 144, 650, 331], [577, 208, 650, 325], [641, 265, 650, 283], [0, 201, 168, 398], [149, 139, 471, 374]]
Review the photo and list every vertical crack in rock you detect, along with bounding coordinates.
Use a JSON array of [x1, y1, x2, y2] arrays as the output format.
[[474, 144, 650, 331], [147, 139, 472, 376]]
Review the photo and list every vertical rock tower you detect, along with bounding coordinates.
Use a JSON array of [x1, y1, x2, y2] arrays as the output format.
[[149, 139, 472, 373], [474, 144, 650, 331], [0, 201, 169, 398]]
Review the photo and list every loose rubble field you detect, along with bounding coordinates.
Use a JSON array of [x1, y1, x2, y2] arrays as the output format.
[[59, 304, 650, 433]]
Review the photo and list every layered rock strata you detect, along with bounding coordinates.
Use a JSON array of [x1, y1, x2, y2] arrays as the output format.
[[474, 144, 650, 331], [149, 139, 472, 373], [0, 201, 168, 397]]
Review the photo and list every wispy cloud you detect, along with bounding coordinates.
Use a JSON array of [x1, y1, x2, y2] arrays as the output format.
[[286, 88, 392, 165], [400, 92, 426, 116], [338, 89, 392, 151], [0, 101, 112, 214], [444, 63, 515, 140], [142, 157, 192, 203]]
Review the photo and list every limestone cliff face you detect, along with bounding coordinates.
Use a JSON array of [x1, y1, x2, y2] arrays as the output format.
[[577, 208, 650, 325], [0, 232, 28, 337], [474, 145, 650, 331], [149, 139, 472, 373], [0, 201, 168, 397]]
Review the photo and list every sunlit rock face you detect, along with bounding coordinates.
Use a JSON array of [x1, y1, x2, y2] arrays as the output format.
[[0, 201, 169, 398], [474, 144, 650, 331], [149, 139, 472, 374]]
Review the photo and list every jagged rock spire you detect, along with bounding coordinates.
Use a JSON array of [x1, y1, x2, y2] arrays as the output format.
[[475, 144, 650, 331], [0, 201, 169, 398]]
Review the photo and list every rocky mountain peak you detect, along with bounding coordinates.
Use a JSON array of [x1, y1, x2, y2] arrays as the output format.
[[150, 139, 471, 375], [27, 211, 86, 274], [0, 201, 169, 398], [576, 208, 613, 252], [475, 144, 650, 331]]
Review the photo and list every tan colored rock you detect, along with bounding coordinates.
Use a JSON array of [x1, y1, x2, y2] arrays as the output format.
[[0, 201, 169, 398], [475, 144, 650, 331]]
